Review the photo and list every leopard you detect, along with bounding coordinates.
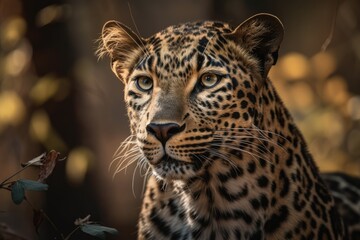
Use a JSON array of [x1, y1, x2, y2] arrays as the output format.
[[98, 13, 360, 240]]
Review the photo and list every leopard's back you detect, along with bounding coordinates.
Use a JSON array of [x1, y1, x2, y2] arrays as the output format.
[[322, 172, 360, 239]]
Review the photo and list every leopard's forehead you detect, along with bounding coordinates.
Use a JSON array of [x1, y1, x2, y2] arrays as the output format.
[[147, 21, 233, 53], [157, 21, 233, 35]]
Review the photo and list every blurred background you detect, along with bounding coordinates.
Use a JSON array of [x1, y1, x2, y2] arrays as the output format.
[[0, 0, 359, 239]]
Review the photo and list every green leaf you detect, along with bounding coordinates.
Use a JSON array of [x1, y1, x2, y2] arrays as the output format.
[[11, 181, 25, 205], [18, 179, 48, 191], [10, 180, 48, 205], [80, 224, 118, 239]]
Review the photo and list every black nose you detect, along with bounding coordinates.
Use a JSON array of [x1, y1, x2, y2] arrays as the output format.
[[146, 123, 185, 145]]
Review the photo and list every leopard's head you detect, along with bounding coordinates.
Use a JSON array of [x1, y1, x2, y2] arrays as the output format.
[[99, 14, 283, 181]]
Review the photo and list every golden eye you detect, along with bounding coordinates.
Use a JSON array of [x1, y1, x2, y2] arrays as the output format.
[[135, 76, 153, 91], [200, 73, 220, 88]]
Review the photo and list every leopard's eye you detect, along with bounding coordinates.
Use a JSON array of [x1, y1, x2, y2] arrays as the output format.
[[200, 73, 220, 88], [135, 76, 153, 92]]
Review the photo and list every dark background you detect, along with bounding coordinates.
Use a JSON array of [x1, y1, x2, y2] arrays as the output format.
[[0, 0, 359, 239]]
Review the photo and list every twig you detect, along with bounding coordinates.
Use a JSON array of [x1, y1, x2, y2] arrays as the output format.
[[0, 163, 34, 186], [64, 226, 81, 240], [24, 199, 65, 240], [321, 0, 340, 51]]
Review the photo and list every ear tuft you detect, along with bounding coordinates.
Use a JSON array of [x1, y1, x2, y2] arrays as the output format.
[[97, 21, 145, 81], [97, 20, 144, 59], [225, 13, 284, 78]]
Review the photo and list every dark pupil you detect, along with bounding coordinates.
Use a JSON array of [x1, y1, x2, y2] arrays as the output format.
[[142, 78, 151, 86], [206, 75, 214, 82]]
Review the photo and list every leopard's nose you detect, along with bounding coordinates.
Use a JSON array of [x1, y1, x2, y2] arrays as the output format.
[[146, 123, 185, 145]]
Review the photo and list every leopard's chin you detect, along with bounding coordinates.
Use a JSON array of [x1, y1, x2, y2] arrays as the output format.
[[150, 154, 204, 181]]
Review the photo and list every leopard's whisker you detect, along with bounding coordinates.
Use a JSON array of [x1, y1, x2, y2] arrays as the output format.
[[113, 135, 137, 157], [113, 147, 141, 161], [213, 130, 287, 153], [116, 153, 142, 174], [214, 134, 286, 155], [216, 126, 289, 142], [212, 131, 278, 166], [202, 32, 216, 54], [136, 158, 154, 198], [113, 143, 138, 161], [210, 142, 274, 166], [127, 2, 150, 57], [111, 147, 140, 171], [236, 143, 275, 165], [131, 162, 139, 198], [110, 135, 138, 172], [139, 158, 150, 177], [207, 149, 238, 169], [141, 163, 152, 195]]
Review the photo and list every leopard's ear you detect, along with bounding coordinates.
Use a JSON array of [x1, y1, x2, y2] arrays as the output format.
[[225, 13, 284, 78], [98, 20, 146, 82]]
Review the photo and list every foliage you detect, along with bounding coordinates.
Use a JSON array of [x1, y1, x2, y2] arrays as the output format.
[[0, 150, 118, 240]]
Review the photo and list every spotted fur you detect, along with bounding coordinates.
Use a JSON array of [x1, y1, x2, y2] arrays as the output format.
[[99, 13, 360, 240]]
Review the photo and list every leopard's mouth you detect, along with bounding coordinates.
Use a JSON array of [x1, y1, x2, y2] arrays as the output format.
[[150, 153, 204, 180], [159, 154, 178, 164], [157, 153, 203, 167], [146, 153, 179, 166]]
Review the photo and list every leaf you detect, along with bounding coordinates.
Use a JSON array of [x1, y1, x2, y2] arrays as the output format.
[[11, 181, 25, 205], [20, 150, 65, 182], [38, 150, 61, 182], [11, 180, 48, 205], [18, 179, 48, 191], [80, 224, 118, 239], [74, 214, 92, 226], [21, 152, 46, 167]]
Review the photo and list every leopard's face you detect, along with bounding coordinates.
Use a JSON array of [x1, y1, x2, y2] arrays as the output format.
[[100, 16, 283, 181]]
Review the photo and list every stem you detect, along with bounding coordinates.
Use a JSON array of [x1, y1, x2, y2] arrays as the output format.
[[41, 211, 66, 240], [24, 199, 65, 240], [0, 162, 35, 186], [64, 226, 81, 240], [0, 230, 28, 240], [0, 186, 12, 191]]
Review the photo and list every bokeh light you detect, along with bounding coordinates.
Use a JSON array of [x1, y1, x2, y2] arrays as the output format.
[[311, 52, 337, 79], [0, 17, 26, 50], [29, 75, 61, 105], [66, 147, 94, 186], [278, 52, 310, 80], [0, 91, 26, 131]]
